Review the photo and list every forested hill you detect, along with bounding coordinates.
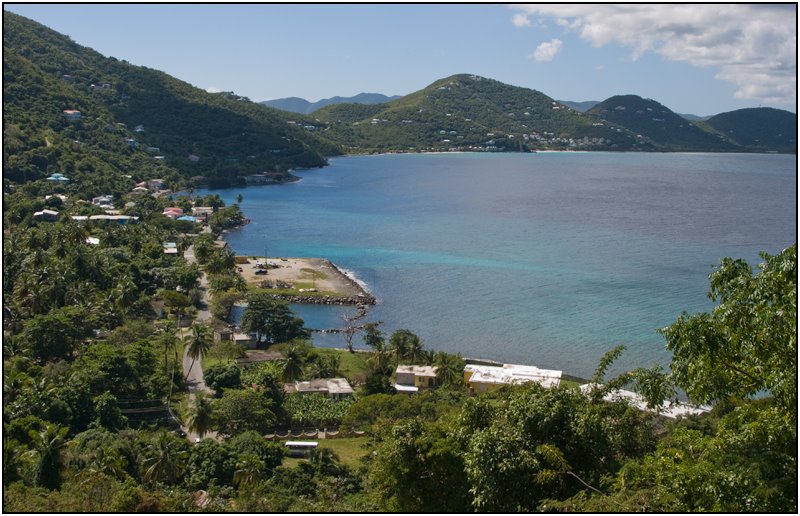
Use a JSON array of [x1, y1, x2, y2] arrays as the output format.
[[313, 74, 651, 153], [309, 74, 797, 154], [261, 93, 401, 114], [703, 107, 797, 154], [3, 11, 341, 190], [587, 95, 736, 152]]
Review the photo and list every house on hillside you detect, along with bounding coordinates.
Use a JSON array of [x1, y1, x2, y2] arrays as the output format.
[[46, 173, 70, 183], [92, 195, 114, 208], [33, 209, 59, 221], [394, 365, 438, 393], [63, 110, 81, 121], [191, 206, 214, 220], [162, 207, 183, 218], [285, 378, 354, 400], [463, 362, 562, 394], [147, 178, 167, 191]]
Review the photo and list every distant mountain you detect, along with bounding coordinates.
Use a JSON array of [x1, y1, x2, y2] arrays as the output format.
[[702, 107, 797, 153], [261, 93, 401, 114], [3, 11, 340, 190], [314, 74, 648, 152], [558, 100, 600, 112], [587, 95, 739, 152], [678, 113, 707, 121]]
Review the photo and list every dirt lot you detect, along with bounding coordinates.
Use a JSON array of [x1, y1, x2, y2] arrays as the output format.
[[236, 256, 366, 298]]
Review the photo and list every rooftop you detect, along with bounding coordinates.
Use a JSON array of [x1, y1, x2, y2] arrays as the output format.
[[465, 363, 562, 389], [579, 384, 712, 419], [396, 365, 438, 377]]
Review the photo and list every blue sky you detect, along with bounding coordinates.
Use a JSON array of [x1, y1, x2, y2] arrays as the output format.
[[5, 3, 796, 116]]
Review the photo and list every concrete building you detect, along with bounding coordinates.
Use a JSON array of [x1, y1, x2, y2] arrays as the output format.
[[285, 378, 354, 400], [394, 365, 438, 393], [463, 363, 562, 394]]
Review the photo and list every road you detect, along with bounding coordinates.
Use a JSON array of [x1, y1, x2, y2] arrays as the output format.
[[180, 237, 217, 442]]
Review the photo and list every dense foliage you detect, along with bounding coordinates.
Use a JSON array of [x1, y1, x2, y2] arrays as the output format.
[[4, 11, 339, 191]]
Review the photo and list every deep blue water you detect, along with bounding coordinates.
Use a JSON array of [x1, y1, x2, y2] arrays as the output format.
[[205, 152, 795, 378]]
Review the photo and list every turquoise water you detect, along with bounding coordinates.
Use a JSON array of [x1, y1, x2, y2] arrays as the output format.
[[207, 152, 795, 378]]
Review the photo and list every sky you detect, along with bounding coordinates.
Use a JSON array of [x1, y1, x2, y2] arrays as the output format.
[[4, 3, 797, 116]]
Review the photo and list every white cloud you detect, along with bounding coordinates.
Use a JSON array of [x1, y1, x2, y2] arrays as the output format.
[[512, 13, 532, 27], [511, 4, 797, 107], [530, 38, 563, 62]]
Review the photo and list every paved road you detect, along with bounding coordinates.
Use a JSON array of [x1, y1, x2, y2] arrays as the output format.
[[180, 240, 217, 442]]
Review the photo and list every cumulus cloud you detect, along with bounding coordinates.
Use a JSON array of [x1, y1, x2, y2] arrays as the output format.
[[511, 4, 796, 107], [530, 38, 563, 62]]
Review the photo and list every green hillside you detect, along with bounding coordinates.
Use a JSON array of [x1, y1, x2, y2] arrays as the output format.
[[587, 95, 739, 152], [703, 107, 797, 153], [3, 11, 340, 190], [314, 74, 651, 153]]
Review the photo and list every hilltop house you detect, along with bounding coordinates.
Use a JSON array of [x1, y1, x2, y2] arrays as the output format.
[[284, 378, 354, 400], [394, 365, 438, 393], [463, 363, 562, 394]]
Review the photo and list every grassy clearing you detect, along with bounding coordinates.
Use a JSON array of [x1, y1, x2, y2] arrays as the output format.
[[202, 340, 246, 369], [282, 436, 371, 469], [312, 347, 371, 382]]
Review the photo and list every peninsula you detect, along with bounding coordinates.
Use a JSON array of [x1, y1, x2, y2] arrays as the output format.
[[237, 255, 375, 305]]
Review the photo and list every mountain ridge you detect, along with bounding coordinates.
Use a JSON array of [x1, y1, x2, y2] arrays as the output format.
[[261, 93, 401, 114]]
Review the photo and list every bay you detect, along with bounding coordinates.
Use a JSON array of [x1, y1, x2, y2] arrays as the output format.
[[204, 152, 795, 378]]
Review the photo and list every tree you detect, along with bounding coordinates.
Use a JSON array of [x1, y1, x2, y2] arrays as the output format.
[[184, 439, 237, 490], [183, 324, 212, 381], [433, 352, 466, 387], [659, 245, 796, 413], [93, 392, 127, 431], [27, 423, 69, 489], [204, 362, 243, 393], [234, 453, 265, 489], [214, 389, 276, 436], [389, 329, 424, 363], [240, 293, 308, 346], [186, 393, 214, 439], [142, 431, 189, 485], [281, 345, 306, 383]]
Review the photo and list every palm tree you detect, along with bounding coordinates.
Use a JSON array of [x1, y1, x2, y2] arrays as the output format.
[[186, 393, 214, 439], [184, 324, 212, 381], [142, 432, 188, 485], [282, 345, 305, 383], [433, 352, 466, 386], [85, 445, 129, 481], [390, 329, 423, 363], [27, 423, 68, 489], [233, 453, 265, 488], [157, 320, 179, 374]]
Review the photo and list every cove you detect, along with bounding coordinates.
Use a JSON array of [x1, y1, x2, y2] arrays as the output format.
[[204, 152, 796, 378]]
